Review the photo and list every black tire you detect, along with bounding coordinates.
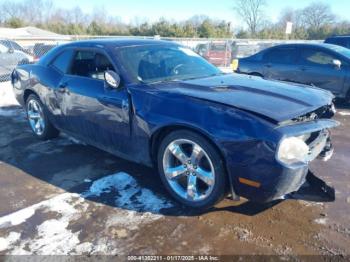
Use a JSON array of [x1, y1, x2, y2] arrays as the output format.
[[157, 130, 227, 210], [25, 94, 60, 140]]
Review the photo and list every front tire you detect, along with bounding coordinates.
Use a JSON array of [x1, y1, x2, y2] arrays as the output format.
[[25, 94, 59, 140], [157, 130, 227, 210]]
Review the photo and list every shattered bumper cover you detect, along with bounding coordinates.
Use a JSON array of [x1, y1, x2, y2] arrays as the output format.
[[226, 119, 339, 203]]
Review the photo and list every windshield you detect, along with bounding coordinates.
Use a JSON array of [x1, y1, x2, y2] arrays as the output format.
[[210, 44, 226, 51], [327, 44, 350, 58], [117, 45, 222, 83]]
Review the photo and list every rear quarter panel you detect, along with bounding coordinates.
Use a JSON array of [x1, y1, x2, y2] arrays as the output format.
[[13, 64, 63, 124]]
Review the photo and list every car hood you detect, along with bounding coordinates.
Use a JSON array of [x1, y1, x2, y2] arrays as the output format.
[[153, 73, 334, 123]]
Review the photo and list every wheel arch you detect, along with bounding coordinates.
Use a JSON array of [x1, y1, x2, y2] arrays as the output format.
[[150, 124, 223, 163], [23, 89, 38, 103]]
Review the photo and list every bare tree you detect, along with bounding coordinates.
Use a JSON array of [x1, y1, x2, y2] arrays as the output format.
[[301, 2, 335, 30], [1, 0, 23, 20], [233, 0, 266, 36]]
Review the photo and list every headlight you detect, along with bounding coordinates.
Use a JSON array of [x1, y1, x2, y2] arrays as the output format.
[[277, 136, 310, 165]]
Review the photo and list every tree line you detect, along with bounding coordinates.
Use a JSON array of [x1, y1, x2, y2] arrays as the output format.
[[234, 0, 350, 40], [0, 0, 349, 39], [0, 0, 231, 38]]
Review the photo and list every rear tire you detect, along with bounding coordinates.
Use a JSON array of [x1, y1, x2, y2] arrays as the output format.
[[157, 130, 227, 210], [25, 94, 59, 140]]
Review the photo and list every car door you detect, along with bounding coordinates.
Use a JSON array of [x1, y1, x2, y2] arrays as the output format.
[[45, 48, 75, 128], [296, 48, 347, 94], [262, 46, 299, 82], [58, 48, 131, 155]]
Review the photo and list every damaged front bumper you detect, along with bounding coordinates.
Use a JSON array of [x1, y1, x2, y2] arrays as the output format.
[[227, 119, 339, 203]]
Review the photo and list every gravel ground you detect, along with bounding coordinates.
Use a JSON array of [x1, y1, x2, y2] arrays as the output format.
[[0, 81, 349, 256]]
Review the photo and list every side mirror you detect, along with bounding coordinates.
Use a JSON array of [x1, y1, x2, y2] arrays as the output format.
[[104, 70, 121, 89], [8, 48, 14, 54], [332, 59, 341, 69]]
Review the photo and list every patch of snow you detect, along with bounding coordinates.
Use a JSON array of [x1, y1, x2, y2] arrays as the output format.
[[106, 210, 163, 231], [56, 135, 85, 146], [314, 218, 328, 225], [83, 172, 173, 212], [68, 136, 83, 144], [219, 67, 233, 73], [338, 111, 350, 116], [0, 172, 173, 255], [84, 178, 92, 183], [0, 232, 21, 252], [0, 81, 19, 107], [0, 193, 90, 255], [0, 207, 35, 229]]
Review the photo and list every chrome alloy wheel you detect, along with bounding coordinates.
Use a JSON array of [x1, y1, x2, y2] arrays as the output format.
[[27, 99, 45, 136], [162, 139, 215, 202]]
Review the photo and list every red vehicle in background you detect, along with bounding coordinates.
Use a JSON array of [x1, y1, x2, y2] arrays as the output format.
[[195, 41, 231, 67]]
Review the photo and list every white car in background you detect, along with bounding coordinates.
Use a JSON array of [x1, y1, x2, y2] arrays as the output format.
[[0, 40, 33, 82]]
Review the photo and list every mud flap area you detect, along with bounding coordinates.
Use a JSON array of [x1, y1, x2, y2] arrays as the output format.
[[287, 171, 335, 202]]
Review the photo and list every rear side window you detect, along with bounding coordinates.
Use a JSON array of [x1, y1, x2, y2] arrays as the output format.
[[300, 49, 338, 66], [69, 50, 114, 80], [263, 48, 297, 64], [51, 50, 74, 74]]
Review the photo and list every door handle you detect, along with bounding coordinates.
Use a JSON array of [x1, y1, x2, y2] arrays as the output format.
[[300, 67, 307, 72], [264, 64, 272, 68]]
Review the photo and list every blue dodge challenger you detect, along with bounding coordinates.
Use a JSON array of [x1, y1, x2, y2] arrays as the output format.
[[11, 39, 338, 209]]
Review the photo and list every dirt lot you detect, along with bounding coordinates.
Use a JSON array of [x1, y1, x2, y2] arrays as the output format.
[[0, 82, 349, 256]]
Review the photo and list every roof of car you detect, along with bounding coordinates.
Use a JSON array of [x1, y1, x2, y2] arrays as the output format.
[[62, 38, 178, 48], [267, 42, 342, 50], [38, 38, 180, 66], [327, 35, 350, 38]]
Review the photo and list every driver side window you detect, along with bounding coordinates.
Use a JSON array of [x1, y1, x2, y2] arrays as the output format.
[[69, 50, 114, 80]]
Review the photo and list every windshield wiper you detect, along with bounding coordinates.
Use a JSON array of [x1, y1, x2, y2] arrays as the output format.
[[147, 78, 182, 85], [181, 72, 226, 81]]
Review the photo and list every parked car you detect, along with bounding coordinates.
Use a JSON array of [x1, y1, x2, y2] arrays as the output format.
[[0, 39, 31, 55], [231, 41, 261, 60], [0, 40, 33, 82], [325, 35, 350, 49], [231, 42, 261, 71], [12, 39, 338, 209], [237, 43, 350, 102], [197, 41, 231, 67], [194, 43, 208, 57]]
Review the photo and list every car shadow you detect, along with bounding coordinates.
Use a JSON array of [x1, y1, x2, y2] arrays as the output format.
[[334, 99, 350, 110], [0, 106, 330, 218]]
